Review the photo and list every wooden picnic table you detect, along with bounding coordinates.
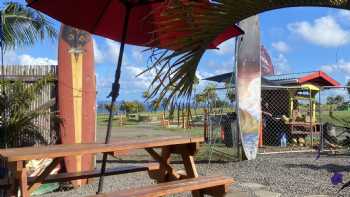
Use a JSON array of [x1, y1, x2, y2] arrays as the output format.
[[0, 136, 204, 197]]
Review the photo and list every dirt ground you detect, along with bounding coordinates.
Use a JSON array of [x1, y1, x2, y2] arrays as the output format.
[[95, 124, 196, 142]]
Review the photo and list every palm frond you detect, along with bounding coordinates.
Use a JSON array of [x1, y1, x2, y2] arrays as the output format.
[[143, 0, 350, 110], [1, 1, 57, 49], [144, 0, 235, 109], [0, 74, 59, 148]]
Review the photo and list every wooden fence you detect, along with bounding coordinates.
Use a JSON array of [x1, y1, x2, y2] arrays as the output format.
[[0, 65, 58, 147]]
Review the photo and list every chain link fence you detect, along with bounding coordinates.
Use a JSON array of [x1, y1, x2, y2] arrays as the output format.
[[261, 86, 320, 152], [202, 87, 239, 161], [204, 85, 342, 159], [319, 86, 350, 151]]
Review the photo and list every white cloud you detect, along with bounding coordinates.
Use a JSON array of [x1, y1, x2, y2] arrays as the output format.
[[273, 54, 290, 74], [122, 64, 154, 90], [288, 15, 350, 47], [96, 63, 154, 98], [93, 39, 104, 64], [320, 59, 350, 82], [206, 59, 234, 75], [0, 50, 57, 65], [272, 41, 289, 53], [105, 39, 120, 64], [215, 38, 235, 55], [131, 47, 144, 64], [338, 10, 350, 22], [320, 65, 334, 74], [18, 54, 57, 65]]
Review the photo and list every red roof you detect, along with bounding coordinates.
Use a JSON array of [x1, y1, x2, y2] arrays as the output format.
[[298, 71, 340, 87]]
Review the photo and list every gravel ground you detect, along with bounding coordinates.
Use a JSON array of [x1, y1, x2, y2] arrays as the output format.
[[40, 152, 350, 197]]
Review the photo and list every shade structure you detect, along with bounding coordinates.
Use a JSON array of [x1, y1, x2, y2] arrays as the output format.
[[26, 0, 244, 194], [27, 0, 243, 49]]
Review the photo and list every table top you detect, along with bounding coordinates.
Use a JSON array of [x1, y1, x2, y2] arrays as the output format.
[[0, 136, 204, 162], [285, 122, 320, 126]]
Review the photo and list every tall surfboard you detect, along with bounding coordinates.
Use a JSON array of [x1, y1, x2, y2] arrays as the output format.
[[235, 15, 261, 160], [58, 24, 96, 186]]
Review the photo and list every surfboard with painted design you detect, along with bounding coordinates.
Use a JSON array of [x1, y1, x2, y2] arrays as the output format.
[[58, 24, 96, 187], [235, 15, 261, 160]]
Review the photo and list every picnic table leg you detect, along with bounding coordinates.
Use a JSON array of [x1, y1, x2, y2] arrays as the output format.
[[159, 147, 171, 182], [19, 163, 29, 197], [145, 147, 180, 182], [7, 162, 17, 197], [181, 148, 201, 197], [7, 161, 28, 197]]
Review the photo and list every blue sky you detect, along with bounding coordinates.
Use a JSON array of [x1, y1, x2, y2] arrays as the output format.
[[2, 2, 350, 102]]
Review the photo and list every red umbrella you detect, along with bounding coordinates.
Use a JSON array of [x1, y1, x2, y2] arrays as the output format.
[[26, 0, 243, 193], [27, 0, 242, 49]]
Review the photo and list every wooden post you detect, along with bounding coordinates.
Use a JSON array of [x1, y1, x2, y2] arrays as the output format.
[[119, 114, 123, 127], [187, 109, 192, 129], [182, 110, 185, 129], [204, 109, 208, 142], [177, 105, 180, 127], [161, 113, 165, 127]]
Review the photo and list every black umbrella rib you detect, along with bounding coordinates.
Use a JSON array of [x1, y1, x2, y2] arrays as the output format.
[[91, 0, 113, 33], [137, 0, 164, 6]]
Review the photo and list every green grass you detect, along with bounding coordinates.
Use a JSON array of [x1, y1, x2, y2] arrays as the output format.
[[320, 110, 350, 127]]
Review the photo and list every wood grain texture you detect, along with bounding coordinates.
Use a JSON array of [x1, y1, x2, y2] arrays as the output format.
[[27, 163, 159, 184], [90, 176, 234, 197], [0, 137, 204, 162]]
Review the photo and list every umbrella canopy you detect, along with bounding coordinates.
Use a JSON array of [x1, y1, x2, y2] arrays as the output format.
[[26, 0, 244, 194], [26, 0, 243, 49]]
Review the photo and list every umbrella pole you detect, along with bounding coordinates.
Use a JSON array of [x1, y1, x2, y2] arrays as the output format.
[[0, 12, 6, 148], [97, 5, 131, 194]]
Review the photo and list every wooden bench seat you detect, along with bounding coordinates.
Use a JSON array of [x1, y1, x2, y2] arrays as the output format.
[[92, 176, 234, 197], [28, 163, 160, 184]]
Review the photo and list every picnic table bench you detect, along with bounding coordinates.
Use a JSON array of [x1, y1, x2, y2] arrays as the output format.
[[0, 136, 233, 197]]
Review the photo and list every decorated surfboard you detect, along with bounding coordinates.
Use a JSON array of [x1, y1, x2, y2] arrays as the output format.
[[235, 15, 261, 160], [58, 24, 96, 186]]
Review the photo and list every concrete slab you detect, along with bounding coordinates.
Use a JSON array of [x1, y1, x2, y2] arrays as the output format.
[[240, 182, 267, 191], [304, 195, 328, 197], [254, 190, 281, 197], [226, 191, 251, 197]]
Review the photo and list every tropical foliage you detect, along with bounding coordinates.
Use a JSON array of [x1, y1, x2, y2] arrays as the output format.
[[143, 0, 237, 109], [104, 103, 117, 113], [119, 101, 145, 114], [0, 1, 56, 49], [0, 75, 58, 148]]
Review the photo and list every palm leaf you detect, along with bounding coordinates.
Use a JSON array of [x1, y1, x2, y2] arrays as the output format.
[[1, 1, 57, 49], [143, 0, 350, 110], [0, 74, 59, 148]]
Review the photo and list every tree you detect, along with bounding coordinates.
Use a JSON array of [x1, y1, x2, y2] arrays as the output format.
[[150, 99, 160, 112], [119, 101, 145, 114], [142, 91, 150, 100], [202, 83, 217, 101], [104, 103, 117, 113], [201, 83, 217, 111], [161, 97, 169, 113], [0, 75, 59, 148], [1, 2, 56, 49], [194, 94, 205, 108], [225, 81, 235, 104], [327, 95, 345, 116], [334, 95, 344, 106], [327, 96, 335, 105]]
